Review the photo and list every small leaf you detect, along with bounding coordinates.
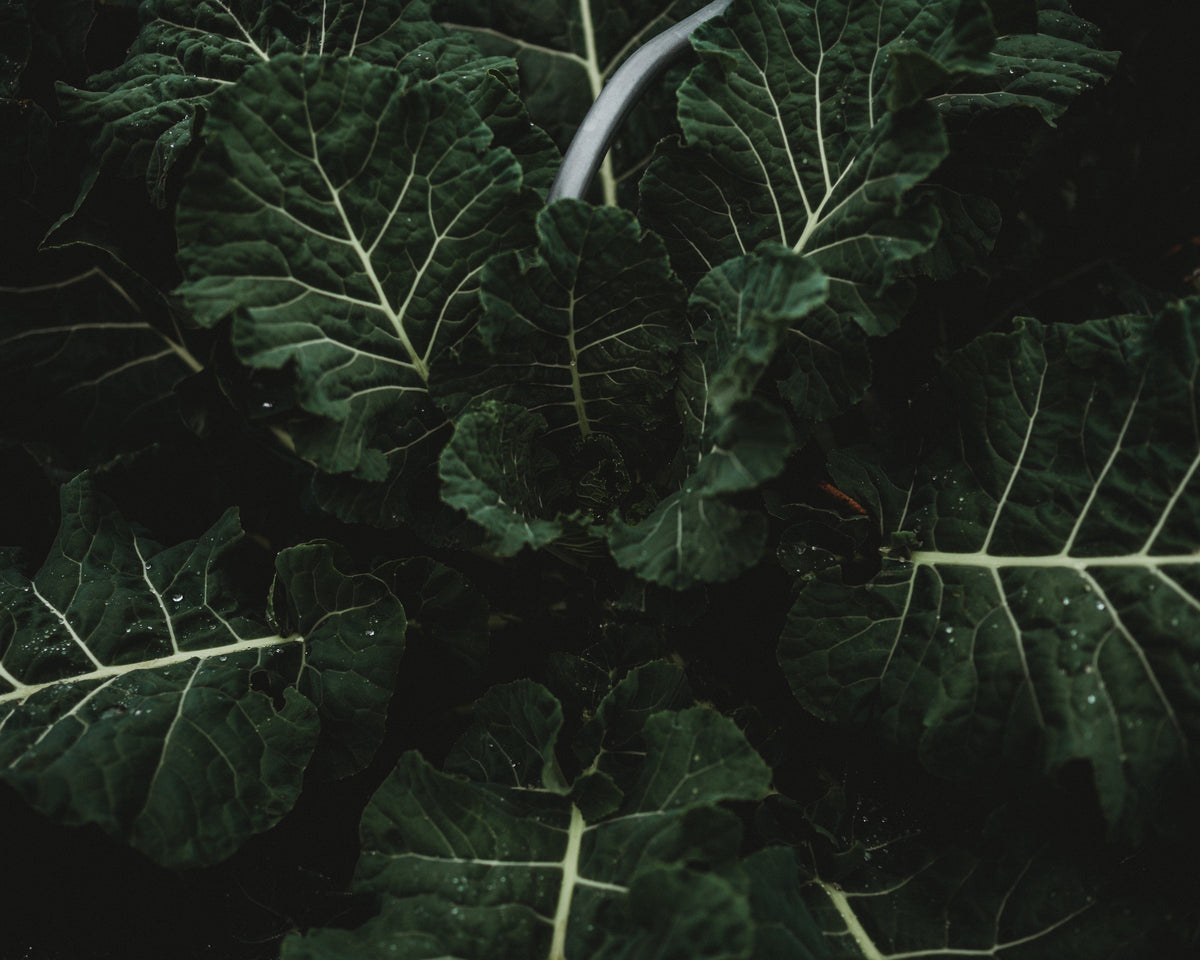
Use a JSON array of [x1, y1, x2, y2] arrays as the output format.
[[438, 401, 567, 556]]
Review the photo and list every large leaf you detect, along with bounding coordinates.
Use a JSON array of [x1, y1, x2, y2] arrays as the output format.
[[435, 0, 715, 205], [638, 0, 989, 331], [779, 299, 1200, 839], [56, 0, 555, 205], [639, 0, 1113, 333], [0, 474, 406, 866], [282, 667, 771, 959], [0, 266, 199, 467], [176, 54, 534, 487]]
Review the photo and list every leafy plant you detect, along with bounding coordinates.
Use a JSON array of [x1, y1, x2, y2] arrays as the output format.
[[2, 0, 1199, 956]]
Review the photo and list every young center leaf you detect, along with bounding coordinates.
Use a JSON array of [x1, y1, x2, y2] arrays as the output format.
[[444, 199, 686, 438], [282, 666, 771, 959], [438, 402, 570, 556], [0, 474, 405, 867], [176, 53, 535, 487], [435, 200, 687, 553], [606, 248, 836, 589], [779, 298, 1200, 840]]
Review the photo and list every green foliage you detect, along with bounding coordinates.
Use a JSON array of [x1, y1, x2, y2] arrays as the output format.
[[2, 0, 1199, 957]]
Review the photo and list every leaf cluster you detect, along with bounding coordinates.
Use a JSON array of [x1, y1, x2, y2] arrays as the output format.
[[2, 0, 1200, 957]]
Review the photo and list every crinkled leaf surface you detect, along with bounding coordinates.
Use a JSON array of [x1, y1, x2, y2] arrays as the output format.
[[606, 249, 835, 590], [449, 199, 686, 439], [0, 475, 405, 866], [640, 0, 1111, 332], [439, 402, 569, 556], [780, 300, 1200, 839], [639, 0, 992, 330], [56, 0, 555, 204], [435, 0, 714, 205], [0, 267, 199, 466], [283, 668, 771, 959], [176, 54, 533, 484]]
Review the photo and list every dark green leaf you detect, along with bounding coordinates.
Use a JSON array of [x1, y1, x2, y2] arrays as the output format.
[[176, 54, 534, 489], [438, 401, 568, 556], [780, 300, 1200, 840], [283, 677, 770, 958], [0, 474, 405, 866]]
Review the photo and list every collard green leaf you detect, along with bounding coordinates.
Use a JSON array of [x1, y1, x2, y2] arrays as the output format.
[[268, 541, 407, 779], [639, 0, 989, 331], [436, 201, 688, 554], [435, 0, 715, 205], [605, 248, 835, 590], [744, 796, 1182, 959], [56, 0, 555, 204], [687, 244, 869, 422], [0, 474, 405, 866], [640, 0, 1112, 333], [438, 402, 569, 556], [283, 671, 770, 959], [446, 199, 686, 438], [604, 398, 794, 589], [780, 299, 1200, 839], [0, 267, 200, 467], [176, 54, 534, 488], [607, 483, 770, 590], [931, 0, 1120, 122]]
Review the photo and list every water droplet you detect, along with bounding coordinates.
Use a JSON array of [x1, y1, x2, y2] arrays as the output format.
[[1096, 602, 1106, 611], [172, 593, 183, 603], [1062, 597, 1071, 606], [1086, 694, 1096, 704]]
